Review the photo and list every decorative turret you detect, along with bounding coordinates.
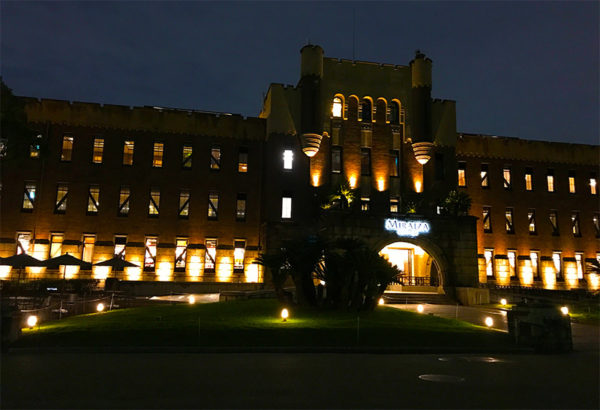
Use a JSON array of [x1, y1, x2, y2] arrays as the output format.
[[410, 50, 433, 165], [299, 44, 325, 157]]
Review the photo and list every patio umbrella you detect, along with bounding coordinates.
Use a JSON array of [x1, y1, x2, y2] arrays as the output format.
[[0, 253, 45, 269], [94, 256, 139, 279], [44, 253, 92, 270]]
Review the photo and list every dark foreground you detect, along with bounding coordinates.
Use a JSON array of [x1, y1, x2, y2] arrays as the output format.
[[3, 349, 598, 409]]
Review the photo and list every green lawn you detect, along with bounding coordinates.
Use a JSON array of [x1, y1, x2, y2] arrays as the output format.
[[17, 299, 510, 349]]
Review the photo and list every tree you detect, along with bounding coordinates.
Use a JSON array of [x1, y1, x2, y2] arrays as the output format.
[[0, 79, 37, 161], [441, 190, 472, 216], [321, 183, 356, 211]]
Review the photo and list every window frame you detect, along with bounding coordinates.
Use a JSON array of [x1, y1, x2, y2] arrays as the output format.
[[148, 188, 160, 217], [283, 149, 293, 171], [208, 192, 219, 220], [152, 142, 164, 168], [527, 209, 537, 235], [60, 135, 73, 162], [22, 182, 36, 212], [571, 212, 581, 237], [182, 145, 193, 169], [238, 147, 248, 173], [457, 162, 466, 187], [118, 186, 131, 217], [210, 146, 221, 170], [144, 237, 157, 270], [178, 190, 190, 219], [204, 239, 217, 273], [480, 164, 489, 188], [505, 208, 515, 234], [54, 183, 68, 214], [482, 206, 492, 233], [123, 140, 135, 166], [236, 193, 247, 221], [549, 210, 559, 236], [87, 185, 100, 215], [503, 167, 511, 190], [92, 138, 104, 164]]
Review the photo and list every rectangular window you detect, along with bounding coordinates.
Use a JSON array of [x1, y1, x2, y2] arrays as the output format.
[[552, 252, 562, 280], [87, 185, 100, 214], [238, 147, 248, 173], [204, 239, 217, 272], [480, 164, 489, 188], [528, 209, 536, 234], [546, 170, 555, 192], [507, 250, 516, 277], [179, 190, 190, 218], [360, 197, 370, 212], [484, 249, 494, 277], [234, 240, 246, 272], [22, 182, 36, 211], [482, 207, 492, 233], [92, 138, 104, 163], [457, 162, 466, 187], [571, 212, 580, 237], [332, 147, 342, 174], [82, 235, 95, 263], [549, 211, 559, 236], [593, 213, 600, 237], [530, 251, 540, 279], [118, 186, 130, 216], [123, 140, 134, 165], [153, 142, 164, 167], [144, 237, 157, 269], [390, 150, 400, 177], [236, 193, 246, 221], [149, 188, 160, 216], [114, 235, 127, 258], [61, 136, 73, 161], [30, 134, 42, 158], [568, 171, 576, 194], [211, 147, 221, 170], [281, 196, 292, 219], [182, 145, 193, 169], [503, 167, 511, 190], [590, 174, 597, 195], [360, 148, 371, 176], [525, 167, 533, 191], [50, 234, 64, 258], [575, 253, 584, 280], [505, 208, 514, 234], [54, 184, 68, 214], [208, 193, 219, 220], [16, 232, 32, 255], [283, 149, 293, 170], [175, 238, 188, 269], [390, 197, 399, 214]]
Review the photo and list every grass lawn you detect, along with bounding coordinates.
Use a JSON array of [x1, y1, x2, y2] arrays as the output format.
[[16, 299, 510, 349]]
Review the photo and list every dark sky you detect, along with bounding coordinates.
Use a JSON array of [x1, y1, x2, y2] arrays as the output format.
[[2, 1, 598, 145]]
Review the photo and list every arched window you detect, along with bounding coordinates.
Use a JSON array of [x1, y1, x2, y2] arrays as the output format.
[[361, 98, 372, 122], [389, 101, 400, 124], [348, 96, 359, 120], [332, 96, 343, 118]]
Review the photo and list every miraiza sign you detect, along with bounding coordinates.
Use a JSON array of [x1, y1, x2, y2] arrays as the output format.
[[384, 218, 431, 237]]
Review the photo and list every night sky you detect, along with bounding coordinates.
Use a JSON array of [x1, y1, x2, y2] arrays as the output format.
[[2, 1, 598, 145]]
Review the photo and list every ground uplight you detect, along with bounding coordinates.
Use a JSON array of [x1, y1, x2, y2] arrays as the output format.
[[417, 304, 424, 313], [188, 295, 196, 304], [484, 317, 494, 327], [281, 308, 289, 322], [27, 315, 38, 328], [378, 298, 385, 306], [560, 306, 569, 315], [500, 298, 507, 306], [96, 303, 105, 312]]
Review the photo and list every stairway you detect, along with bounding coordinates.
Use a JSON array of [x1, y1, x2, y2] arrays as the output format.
[[383, 292, 455, 305]]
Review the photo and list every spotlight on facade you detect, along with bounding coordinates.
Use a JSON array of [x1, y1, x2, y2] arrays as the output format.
[[417, 304, 424, 313], [300, 133, 323, 157], [500, 298, 507, 306], [378, 297, 385, 306], [485, 317, 494, 327], [27, 315, 38, 328], [281, 308, 289, 322], [412, 141, 433, 165], [96, 303, 105, 312], [188, 295, 196, 304], [560, 306, 569, 315]]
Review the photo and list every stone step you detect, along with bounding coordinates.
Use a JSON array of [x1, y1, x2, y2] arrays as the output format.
[[383, 292, 455, 305]]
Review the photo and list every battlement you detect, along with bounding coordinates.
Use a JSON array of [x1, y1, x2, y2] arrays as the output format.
[[325, 57, 406, 71]]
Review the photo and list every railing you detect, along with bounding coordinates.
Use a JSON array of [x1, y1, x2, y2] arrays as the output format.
[[391, 274, 432, 287]]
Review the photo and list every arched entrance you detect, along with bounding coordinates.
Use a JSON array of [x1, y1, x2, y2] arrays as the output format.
[[379, 241, 445, 294]]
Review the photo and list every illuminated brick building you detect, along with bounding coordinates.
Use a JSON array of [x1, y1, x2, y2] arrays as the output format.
[[1, 45, 598, 297]]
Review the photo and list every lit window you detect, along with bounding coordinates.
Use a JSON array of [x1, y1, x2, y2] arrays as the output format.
[[179, 190, 190, 218], [30, 134, 42, 158], [389, 101, 400, 124], [332, 97, 343, 118], [484, 249, 494, 277], [22, 182, 36, 211], [118, 187, 130, 216], [149, 188, 160, 216], [503, 167, 511, 190], [175, 238, 188, 269], [92, 138, 104, 163], [82, 235, 95, 263], [505, 208, 514, 234], [281, 196, 292, 219], [114, 235, 127, 258], [361, 148, 371, 176], [208, 193, 219, 220], [552, 252, 562, 279], [87, 185, 100, 214], [332, 147, 342, 174], [236, 193, 246, 221], [530, 251, 540, 279], [50, 234, 64, 258], [480, 164, 489, 188], [210, 147, 221, 170], [575, 253, 584, 279], [482, 207, 492, 233], [360, 197, 370, 212], [390, 150, 400, 177], [144, 237, 157, 269], [528, 209, 536, 234], [390, 198, 399, 214], [546, 170, 554, 192], [525, 168, 533, 191], [205, 239, 217, 272], [234, 240, 246, 272], [123, 140, 134, 165], [283, 150, 293, 170], [593, 213, 600, 237], [458, 162, 466, 187], [16, 232, 31, 255], [571, 212, 580, 237], [182, 145, 193, 169], [61, 136, 73, 161], [590, 176, 597, 195], [549, 211, 559, 235], [153, 142, 164, 167], [54, 184, 68, 214], [507, 250, 516, 277], [361, 98, 372, 122], [568, 171, 576, 193], [238, 147, 248, 173]]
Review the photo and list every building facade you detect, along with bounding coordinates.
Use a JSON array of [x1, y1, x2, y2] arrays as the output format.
[[1, 45, 598, 294]]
